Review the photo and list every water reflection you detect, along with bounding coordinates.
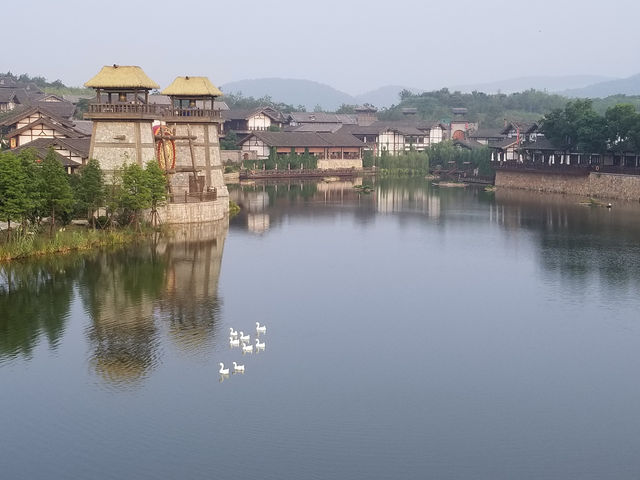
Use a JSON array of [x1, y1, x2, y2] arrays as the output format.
[[230, 178, 378, 232], [0, 220, 228, 387], [0, 256, 81, 362], [231, 177, 640, 290], [82, 221, 228, 387], [494, 189, 640, 289]]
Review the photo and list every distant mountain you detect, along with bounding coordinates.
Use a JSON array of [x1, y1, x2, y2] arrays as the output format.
[[220, 78, 420, 110], [562, 73, 640, 98], [354, 85, 421, 109], [220, 78, 356, 111], [452, 75, 615, 94]]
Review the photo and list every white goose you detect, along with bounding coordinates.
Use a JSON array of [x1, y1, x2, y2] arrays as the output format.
[[229, 337, 240, 347], [229, 327, 238, 338], [239, 331, 250, 343], [256, 322, 267, 334], [232, 361, 245, 373], [255, 338, 265, 350], [218, 362, 229, 375], [242, 343, 253, 354]]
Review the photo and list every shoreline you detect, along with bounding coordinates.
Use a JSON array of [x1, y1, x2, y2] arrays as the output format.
[[0, 228, 146, 262]]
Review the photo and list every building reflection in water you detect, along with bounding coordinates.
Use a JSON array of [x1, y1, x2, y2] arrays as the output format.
[[376, 178, 440, 219], [493, 188, 640, 289], [81, 220, 228, 387], [230, 178, 379, 233]]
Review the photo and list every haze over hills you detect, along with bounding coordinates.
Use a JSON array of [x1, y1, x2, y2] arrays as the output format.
[[220, 78, 355, 111], [220, 78, 416, 110], [452, 75, 615, 94], [220, 74, 640, 111], [562, 73, 640, 98]]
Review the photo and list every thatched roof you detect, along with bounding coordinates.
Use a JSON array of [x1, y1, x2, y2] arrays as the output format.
[[84, 65, 159, 89], [161, 76, 222, 97]]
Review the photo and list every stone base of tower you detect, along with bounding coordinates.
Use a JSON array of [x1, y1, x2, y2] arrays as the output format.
[[165, 122, 227, 197], [89, 121, 156, 174], [151, 197, 229, 224]]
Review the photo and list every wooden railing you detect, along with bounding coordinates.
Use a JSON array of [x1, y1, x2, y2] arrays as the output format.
[[164, 108, 222, 119], [168, 189, 217, 204], [493, 161, 590, 176], [88, 103, 158, 114], [240, 168, 358, 179]]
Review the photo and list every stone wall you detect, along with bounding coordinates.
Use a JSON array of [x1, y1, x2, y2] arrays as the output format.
[[166, 122, 228, 198], [221, 149, 257, 164], [152, 198, 229, 224], [495, 170, 640, 201], [90, 121, 156, 173], [316, 159, 363, 170]]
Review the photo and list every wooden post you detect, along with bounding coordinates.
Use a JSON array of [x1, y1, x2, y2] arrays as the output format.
[[187, 124, 200, 192]]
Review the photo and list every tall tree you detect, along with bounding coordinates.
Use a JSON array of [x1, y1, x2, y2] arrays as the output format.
[[0, 152, 28, 238], [40, 149, 74, 235], [605, 104, 640, 153], [144, 161, 167, 227], [119, 162, 151, 228], [75, 158, 105, 228]]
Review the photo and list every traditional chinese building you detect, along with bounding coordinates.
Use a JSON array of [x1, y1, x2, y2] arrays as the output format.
[[84, 65, 159, 175], [160, 76, 228, 198]]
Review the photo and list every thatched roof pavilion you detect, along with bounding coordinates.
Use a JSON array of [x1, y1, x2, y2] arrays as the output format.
[[85, 65, 159, 108], [161, 76, 222, 97], [85, 65, 159, 90], [161, 76, 222, 114]]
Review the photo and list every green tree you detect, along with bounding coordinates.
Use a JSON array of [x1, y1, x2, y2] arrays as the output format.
[[605, 104, 640, 153], [119, 162, 151, 228], [144, 161, 167, 227], [17, 150, 43, 226], [75, 158, 105, 228], [40, 149, 74, 235], [541, 99, 607, 153], [220, 130, 239, 150], [0, 152, 28, 238]]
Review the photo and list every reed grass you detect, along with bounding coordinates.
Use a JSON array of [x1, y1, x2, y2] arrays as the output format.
[[0, 228, 141, 262]]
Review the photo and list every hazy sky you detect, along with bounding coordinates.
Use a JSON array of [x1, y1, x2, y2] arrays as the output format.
[[4, 0, 640, 94]]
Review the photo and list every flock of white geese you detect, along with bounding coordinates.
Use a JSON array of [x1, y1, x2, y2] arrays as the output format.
[[219, 322, 266, 377]]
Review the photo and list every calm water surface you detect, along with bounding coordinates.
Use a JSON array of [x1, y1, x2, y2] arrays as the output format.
[[2, 178, 640, 479]]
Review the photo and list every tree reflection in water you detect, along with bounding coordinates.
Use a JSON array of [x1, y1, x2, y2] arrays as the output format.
[[0, 220, 228, 388], [0, 256, 81, 362], [81, 221, 228, 387]]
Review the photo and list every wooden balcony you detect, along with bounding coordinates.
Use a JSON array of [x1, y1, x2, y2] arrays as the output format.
[[162, 108, 222, 123], [85, 103, 158, 120]]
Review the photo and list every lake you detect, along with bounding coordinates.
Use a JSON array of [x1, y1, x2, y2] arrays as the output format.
[[2, 177, 640, 479]]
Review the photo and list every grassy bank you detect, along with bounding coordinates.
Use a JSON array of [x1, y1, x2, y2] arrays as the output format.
[[0, 228, 144, 262]]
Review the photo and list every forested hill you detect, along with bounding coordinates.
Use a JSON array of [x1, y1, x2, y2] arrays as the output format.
[[379, 89, 640, 128]]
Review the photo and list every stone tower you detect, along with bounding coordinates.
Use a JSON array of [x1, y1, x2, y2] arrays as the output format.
[[160, 76, 228, 199], [84, 65, 159, 175]]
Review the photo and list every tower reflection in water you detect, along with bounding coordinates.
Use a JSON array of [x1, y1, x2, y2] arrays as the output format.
[[82, 220, 228, 387]]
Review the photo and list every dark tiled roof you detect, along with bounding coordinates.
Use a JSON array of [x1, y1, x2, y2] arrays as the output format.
[[288, 112, 357, 124], [488, 137, 519, 149], [469, 128, 504, 139], [222, 107, 284, 122], [31, 100, 75, 119], [243, 131, 364, 148], [520, 137, 564, 151], [453, 139, 485, 150], [501, 122, 538, 135], [288, 123, 342, 133], [0, 88, 18, 103], [13, 137, 88, 166], [0, 105, 76, 128], [72, 120, 93, 136], [5, 116, 87, 139]]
